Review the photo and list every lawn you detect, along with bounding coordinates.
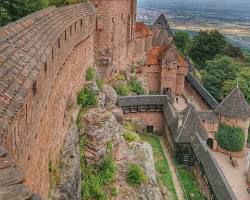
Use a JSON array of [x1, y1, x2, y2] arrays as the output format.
[[177, 166, 205, 200], [140, 134, 178, 200]]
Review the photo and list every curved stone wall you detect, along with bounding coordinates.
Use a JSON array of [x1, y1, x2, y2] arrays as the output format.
[[0, 3, 95, 197]]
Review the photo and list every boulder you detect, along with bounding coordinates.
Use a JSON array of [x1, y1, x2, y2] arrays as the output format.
[[51, 122, 81, 200], [110, 106, 124, 124], [85, 81, 100, 95], [103, 84, 118, 106]]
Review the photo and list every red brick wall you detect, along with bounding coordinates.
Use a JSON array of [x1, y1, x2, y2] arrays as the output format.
[[91, 0, 137, 77], [124, 112, 165, 132], [4, 16, 95, 198]]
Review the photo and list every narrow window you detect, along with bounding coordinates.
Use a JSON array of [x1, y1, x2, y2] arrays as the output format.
[[44, 62, 47, 72], [58, 38, 60, 48], [81, 19, 83, 28], [112, 17, 115, 23], [122, 13, 124, 19], [52, 49, 54, 60], [75, 22, 77, 31], [65, 30, 67, 41], [33, 81, 37, 94], [70, 26, 72, 35]]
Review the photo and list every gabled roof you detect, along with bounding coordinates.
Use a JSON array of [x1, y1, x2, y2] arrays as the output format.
[[175, 104, 208, 143], [154, 14, 173, 36], [215, 87, 250, 118], [135, 22, 153, 38], [199, 111, 219, 123], [147, 46, 168, 65]]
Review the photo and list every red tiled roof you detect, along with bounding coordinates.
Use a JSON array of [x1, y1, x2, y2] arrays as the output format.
[[177, 54, 188, 67], [147, 46, 168, 65], [135, 22, 153, 38]]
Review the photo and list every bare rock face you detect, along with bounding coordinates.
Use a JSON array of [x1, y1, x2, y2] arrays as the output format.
[[110, 106, 124, 124], [85, 81, 100, 95], [83, 108, 126, 164], [51, 122, 81, 200], [124, 119, 146, 134], [103, 84, 118, 106], [130, 142, 157, 184], [116, 141, 163, 200]]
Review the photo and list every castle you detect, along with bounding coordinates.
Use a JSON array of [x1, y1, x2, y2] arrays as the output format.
[[0, 0, 249, 199]]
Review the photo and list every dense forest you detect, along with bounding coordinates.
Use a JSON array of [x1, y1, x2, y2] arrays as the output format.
[[0, 0, 85, 26], [174, 30, 250, 104]]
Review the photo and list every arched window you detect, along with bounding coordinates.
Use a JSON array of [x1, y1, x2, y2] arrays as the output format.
[[206, 138, 214, 150]]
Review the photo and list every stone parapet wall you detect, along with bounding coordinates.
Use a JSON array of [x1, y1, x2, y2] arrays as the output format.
[[0, 3, 95, 198]]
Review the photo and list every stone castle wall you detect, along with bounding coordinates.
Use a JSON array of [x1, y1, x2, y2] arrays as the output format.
[[124, 112, 165, 132], [0, 4, 95, 198], [90, 0, 137, 77]]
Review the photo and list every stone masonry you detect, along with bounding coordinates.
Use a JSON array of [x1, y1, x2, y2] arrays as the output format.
[[0, 3, 95, 198]]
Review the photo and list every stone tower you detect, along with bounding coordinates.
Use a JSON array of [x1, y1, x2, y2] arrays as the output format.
[[215, 86, 250, 153], [90, 0, 137, 77]]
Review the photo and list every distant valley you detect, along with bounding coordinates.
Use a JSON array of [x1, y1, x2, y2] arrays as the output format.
[[137, 0, 250, 51]]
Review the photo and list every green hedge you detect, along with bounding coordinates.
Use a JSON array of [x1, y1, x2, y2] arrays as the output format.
[[215, 124, 245, 152]]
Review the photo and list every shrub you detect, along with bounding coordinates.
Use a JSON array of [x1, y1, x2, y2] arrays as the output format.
[[129, 78, 145, 95], [98, 152, 116, 185], [115, 83, 129, 96], [126, 163, 147, 186], [215, 124, 245, 152], [96, 79, 104, 91], [77, 87, 97, 108], [123, 130, 140, 142], [115, 73, 126, 81], [86, 67, 96, 81], [110, 186, 118, 196]]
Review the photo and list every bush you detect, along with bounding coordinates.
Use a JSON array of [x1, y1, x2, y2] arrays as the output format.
[[215, 124, 245, 152], [77, 87, 97, 108], [98, 152, 116, 185], [110, 186, 118, 196], [86, 67, 96, 81], [126, 163, 147, 186], [96, 79, 104, 91], [115, 83, 129, 96], [123, 130, 140, 142], [129, 78, 145, 95]]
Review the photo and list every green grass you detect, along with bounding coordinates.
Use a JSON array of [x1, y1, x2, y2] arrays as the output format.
[[177, 166, 205, 200], [140, 134, 178, 200]]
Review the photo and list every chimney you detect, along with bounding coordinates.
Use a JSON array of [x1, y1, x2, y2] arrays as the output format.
[[178, 114, 183, 129]]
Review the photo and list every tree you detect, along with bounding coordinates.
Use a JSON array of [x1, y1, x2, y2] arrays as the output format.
[[174, 31, 191, 56], [188, 30, 226, 68], [220, 43, 245, 61], [202, 56, 241, 101], [223, 67, 250, 103], [216, 124, 245, 152]]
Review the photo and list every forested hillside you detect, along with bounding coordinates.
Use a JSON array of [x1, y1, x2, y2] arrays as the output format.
[[174, 30, 250, 103], [0, 0, 85, 26]]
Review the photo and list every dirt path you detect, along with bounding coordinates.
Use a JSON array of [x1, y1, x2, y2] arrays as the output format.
[[159, 137, 185, 200]]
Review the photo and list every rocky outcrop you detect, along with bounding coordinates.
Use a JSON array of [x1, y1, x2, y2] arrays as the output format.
[[103, 84, 118, 106], [83, 108, 126, 164], [116, 141, 163, 200], [51, 122, 81, 200]]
